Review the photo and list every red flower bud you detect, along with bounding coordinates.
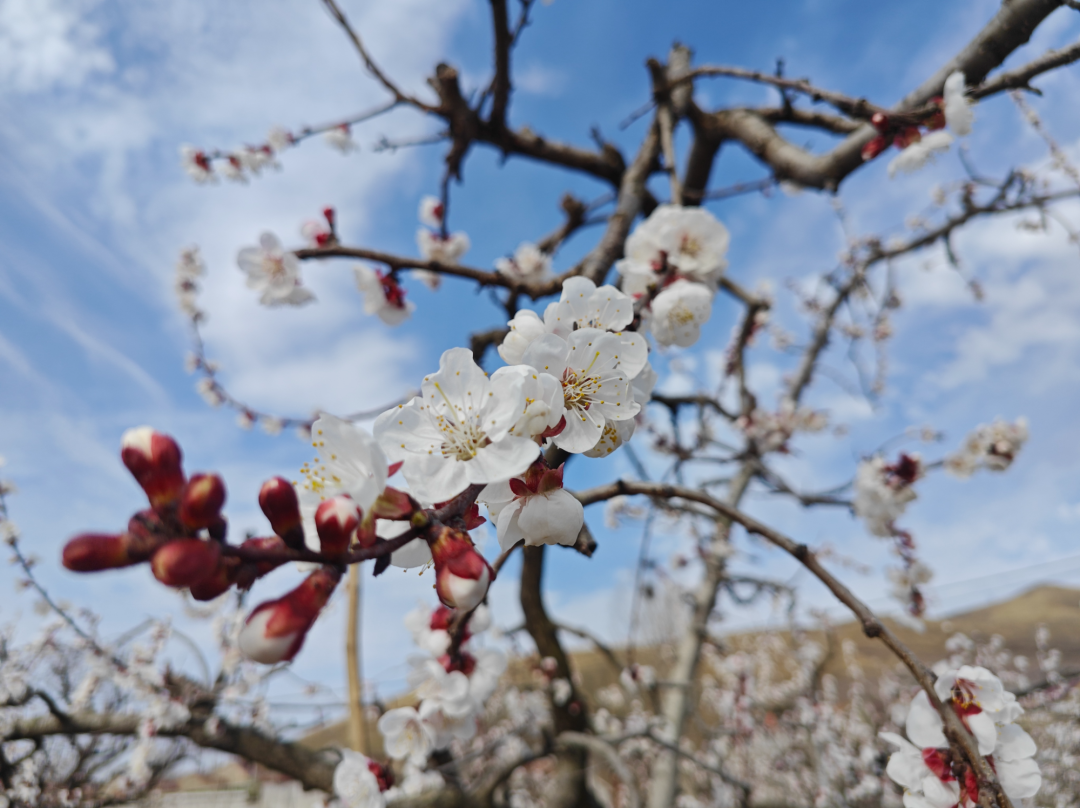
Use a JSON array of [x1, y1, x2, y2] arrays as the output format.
[[189, 558, 239, 601], [323, 207, 336, 228], [371, 487, 418, 521], [121, 427, 186, 510], [179, 473, 227, 529], [238, 566, 341, 664], [861, 134, 889, 161], [429, 527, 493, 612], [870, 111, 890, 132], [258, 477, 305, 550], [368, 759, 394, 792], [151, 539, 221, 588], [62, 533, 139, 572], [893, 126, 922, 149], [314, 495, 360, 556]]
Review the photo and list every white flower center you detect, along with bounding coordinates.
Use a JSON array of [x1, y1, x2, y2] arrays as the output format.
[[670, 303, 697, 326], [263, 254, 288, 279], [679, 233, 702, 258]]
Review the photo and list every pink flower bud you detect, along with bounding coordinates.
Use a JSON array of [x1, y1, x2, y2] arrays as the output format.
[[371, 486, 418, 520], [258, 477, 305, 550], [179, 473, 227, 529], [429, 527, 493, 612], [151, 539, 221, 588], [314, 495, 360, 556], [121, 427, 186, 510], [62, 533, 140, 572], [238, 566, 341, 664], [870, 111, 890, 132]]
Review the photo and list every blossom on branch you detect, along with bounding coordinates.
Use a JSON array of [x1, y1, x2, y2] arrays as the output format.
[[418, 196, 444, 229], [374, 348, 538, 503], [417, 229, 471, 266], [354, 265, 415, 325], [324, 123, 358, 153], [943, 71, 974, 137], [646, 279, 714, 348], [333, 749, 389, 808], [852, 453, 922, 537], [945, 417, 1028, 478], [480, 461, 583, 551], [236, 232, 315, 307], [882, 666, 1040, 807], [888, 130, 954, 178], [179, 145, 214, 183], [618, 205, 730, 294], [495, 242, 555, 285], [519, 330, 639, 454]]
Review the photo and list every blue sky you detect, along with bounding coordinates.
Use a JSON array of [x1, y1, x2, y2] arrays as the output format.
[[2, 0, 1080, 726]]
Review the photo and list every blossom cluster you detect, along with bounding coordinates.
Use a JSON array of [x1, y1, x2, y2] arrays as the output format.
[[376, 604, 506, 767], [945, 417, 1029, 478], [857, 71, 976, 177], [853, 453, 923, 538], [882, 666, 1041, 807]]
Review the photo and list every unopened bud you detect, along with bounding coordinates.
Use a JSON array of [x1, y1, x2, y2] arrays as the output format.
[[121, 427, 186, 509], [315, 496, 360, 556], [429, 527, 493, 612], [179, 473, 226, 529], [189, 558, 239, 601], [371, 487, 417, 520], [870, 111, 890, 132], [62, 533, 139, 572], [151, 539, 221, 588], [861, 134, 889, 161], [258, 477, 305, 550], [367, 760, 394, 792], [238, 566, 341, 664]]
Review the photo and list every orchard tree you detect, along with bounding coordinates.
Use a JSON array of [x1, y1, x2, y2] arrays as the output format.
[[2, 1, 1080, 807]]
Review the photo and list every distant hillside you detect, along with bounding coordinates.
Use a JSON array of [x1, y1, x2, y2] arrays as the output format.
[[298, 584, 1080, 755]]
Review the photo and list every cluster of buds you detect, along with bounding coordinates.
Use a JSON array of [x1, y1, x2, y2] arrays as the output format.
[[861, 103, 947, 162], [301, 207, 338, 248]]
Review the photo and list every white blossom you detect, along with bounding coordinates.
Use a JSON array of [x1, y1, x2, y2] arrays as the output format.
[[417, 229, 470, 265], [374, 348, 539, 503], [888, 131, 954, 178], [852, 454, 921, 537], [647, 280, 714, 348], [354, 265, 415, 326], [325, 124, 358, 153], [490, 364, 566, 440], [943, 71, 974, 137], [378, 706, 435, 766], [946, 417, 1028, 478], [333, 750, 385, 808], [521, 330, 639, 453], [482, 481, 583, 551], [499, 309, 550, 365], [418, 196, 444, 229], [179, 145, 214, 183], [584, 360, 656, 458], [236, 232, 315, 307], [267, 125, 293, 152], [495, 242, 555, 284], [618, 205, 730, 293]]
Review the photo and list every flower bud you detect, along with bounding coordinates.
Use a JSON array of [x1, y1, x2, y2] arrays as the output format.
[[121, 427, 186, 509], [179, 473, 227, 529], [258, 477, 305, 550], [62, 533, 139, 572], [367, 760, 394, 792], [870, 111, 890, 132], [232, 535, 288, 590], [189, 558, 239, 601], [429, 527, 493, 612], [315, 495, 360, 556], [371, 487, 418, 520], [238, 566, 341, 664], [861, 134, 889, 161], [151, 539, 221, 588]]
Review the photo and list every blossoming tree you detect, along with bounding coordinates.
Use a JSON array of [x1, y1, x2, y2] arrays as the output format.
[[4, 1, 1080, 807]]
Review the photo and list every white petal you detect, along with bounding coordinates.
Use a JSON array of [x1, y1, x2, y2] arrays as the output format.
[[906, 691, 947, 749], [516, 489, 584, 547]]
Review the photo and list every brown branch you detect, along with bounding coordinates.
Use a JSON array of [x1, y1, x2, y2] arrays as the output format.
[[574, 480, 1015, 808], [577, 119, 662, 284], [973, 38, 1080, 98], [470, 327, 510, 364], [488, 0, 513, 128], [650, 392, 736, 421], [689, 65, 883, 120], [535, 193, 590, 255]]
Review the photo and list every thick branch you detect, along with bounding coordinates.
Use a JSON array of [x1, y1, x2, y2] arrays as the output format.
[[488, 0, 513, 128]]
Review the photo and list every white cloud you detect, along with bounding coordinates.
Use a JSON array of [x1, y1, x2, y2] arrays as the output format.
[[0, 0, 114, 93]]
